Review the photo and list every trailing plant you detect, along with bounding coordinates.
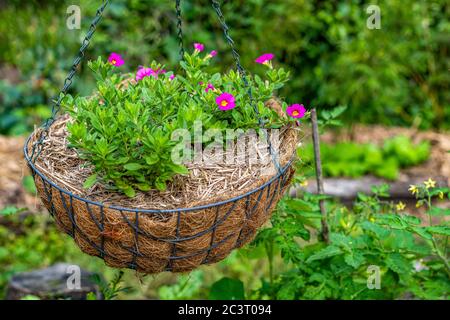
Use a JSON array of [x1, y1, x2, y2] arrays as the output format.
[[62, 47, 297, 196]]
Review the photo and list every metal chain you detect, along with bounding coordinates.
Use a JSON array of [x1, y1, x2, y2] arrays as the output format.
[[211, 0, 281, 172], [30, 0, 110, 163], [175, 0, 185, 59], [210, 0, 260, 120]]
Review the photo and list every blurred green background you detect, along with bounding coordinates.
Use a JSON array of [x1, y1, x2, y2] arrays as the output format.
[[0, 0, 448, 135]]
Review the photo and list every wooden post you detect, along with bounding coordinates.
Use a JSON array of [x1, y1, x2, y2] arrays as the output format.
[[311, 108, 330, 244]]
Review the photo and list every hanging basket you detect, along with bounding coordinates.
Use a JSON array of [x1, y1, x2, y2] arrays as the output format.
[[23, 0, 300, 273], [24, 120, 297, 273]]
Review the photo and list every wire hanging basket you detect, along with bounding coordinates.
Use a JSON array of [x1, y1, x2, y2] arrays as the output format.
[[23, 0, 299, 273]]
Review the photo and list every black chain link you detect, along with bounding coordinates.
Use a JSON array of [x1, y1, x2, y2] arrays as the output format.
[[30, 0, 110, 163], [175, 0, 185, 59], [211, 0, 281, 171]]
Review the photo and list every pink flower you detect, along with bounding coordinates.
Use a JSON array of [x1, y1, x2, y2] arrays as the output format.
[[216, 92, 236, 111], [136, 67, 154, 81], [255, 53, 274, 65], [208, 50, 217, 58], [205, 83, 215, 93], [194, 43, 205, 52], [170, 74, 176, 81], [108, 53, 124, 67], [286, 104, 306, 119]]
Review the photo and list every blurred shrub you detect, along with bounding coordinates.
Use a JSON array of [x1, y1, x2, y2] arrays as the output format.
[[0, 0, 448, 134], [300, 135, 431, 180]]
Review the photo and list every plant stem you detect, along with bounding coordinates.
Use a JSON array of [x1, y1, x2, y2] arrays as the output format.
[[426, 191, 450, 278], [265, 240, 274, 287], [311, 108, 330, 244]]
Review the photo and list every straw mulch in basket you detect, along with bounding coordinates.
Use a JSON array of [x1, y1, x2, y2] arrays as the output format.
[[28, 102, 301, 273]]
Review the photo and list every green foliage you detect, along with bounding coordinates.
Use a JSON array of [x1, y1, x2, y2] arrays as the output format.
[[64, 51, 290, 196], [20, 295, 41, 300], [0, 213, 75, 295], [158, 270, 204, 300], [1, 180, 448, 300], [251, 182, 450, 299], [0, 206, 27, 216], [300, 135, 430, 180], [1, 0, 448, 134], [22, 176, 37, 195], [91, 271, 130, 300], [209, 278, 245, 300]]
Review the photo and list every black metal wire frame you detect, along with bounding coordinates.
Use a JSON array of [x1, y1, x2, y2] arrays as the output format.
[[24, 0, 295, 271], [25, 136, 293, 271]]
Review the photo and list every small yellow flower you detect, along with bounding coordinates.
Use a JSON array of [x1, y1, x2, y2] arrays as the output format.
[[424, 178, 436, 189], [396, 201, 406, 211], [416, 201, 422, 208], [300, 180, 309, 187], [438, 191, 444, 200], [408, 185, 419, 195]]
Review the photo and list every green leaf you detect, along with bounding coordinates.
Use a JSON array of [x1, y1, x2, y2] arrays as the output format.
[[144, 154, 159, 165], [122, 186, 136, 198], [22, 175, 37, 195], [209, 278, 245, 300], [360, 221, 390, 238], [411, 226, 433, 240], [20, 295, 41, 300], [0, 206, 26, 216], [135, 183, 152, 192], [306, 245, 343, 263], [86, 292, 97, 300], [426, 226, 450, 237], [124, 163, 143, 171], [386, 253, 411, 274], [330, 105, 347, 118], [171, 164, 189, 175], [285, 199, 315, 212], [83, 174, 98, 189], [155, 180, 167, 191], [344, 251, 365, 268]]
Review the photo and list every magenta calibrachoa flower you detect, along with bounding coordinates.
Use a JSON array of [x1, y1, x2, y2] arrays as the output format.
[[205, 83, 215, 93], [286, 104, 306, 119], [194, 43, 205, 52], [206, 50, 217, 59], [216, 92, 236, 111], [108, 53, 124, 67], [169, 74, 176, 81], [136, 67, 154, 81], [255, 53, 274, 68]]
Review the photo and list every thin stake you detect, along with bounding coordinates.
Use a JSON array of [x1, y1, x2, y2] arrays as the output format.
[[311, 108, 330, 244]]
